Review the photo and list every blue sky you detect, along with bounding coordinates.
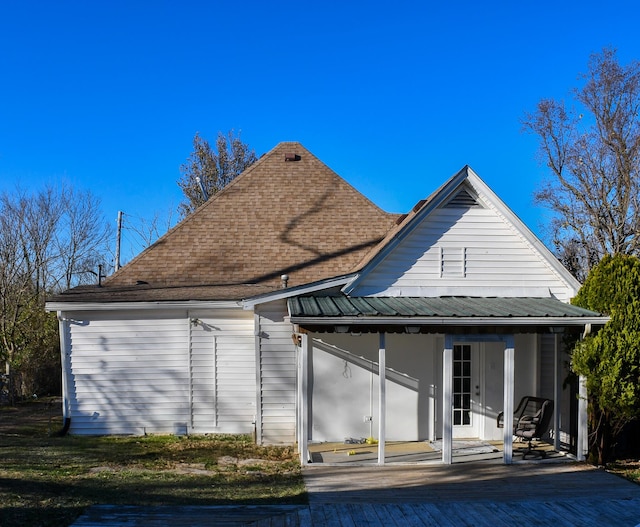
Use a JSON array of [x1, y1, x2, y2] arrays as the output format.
[[1, 1, 639, 261]]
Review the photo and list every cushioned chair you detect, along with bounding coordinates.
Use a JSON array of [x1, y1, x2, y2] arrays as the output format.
[[497, 396, 554, 459]]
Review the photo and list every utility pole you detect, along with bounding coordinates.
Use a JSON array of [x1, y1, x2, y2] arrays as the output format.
[[115, 211, 123, 271]]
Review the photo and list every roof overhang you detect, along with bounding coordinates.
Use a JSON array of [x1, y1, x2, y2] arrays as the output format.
[[289, 315, 608, 327], [288, 296, 609, 334], [242, 274, 356, 309], [46, 300, 243, 312]]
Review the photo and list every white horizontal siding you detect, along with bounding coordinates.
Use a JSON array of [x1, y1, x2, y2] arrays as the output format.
[[63, 307, 257, 436], [66, 310, 190, 435], [354, 208, 574, 300], [188, 310, 255, 434], [257, 300, 297, 445]]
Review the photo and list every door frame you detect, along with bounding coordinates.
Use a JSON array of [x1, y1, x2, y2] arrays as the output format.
[[451, 342, 485, 439]]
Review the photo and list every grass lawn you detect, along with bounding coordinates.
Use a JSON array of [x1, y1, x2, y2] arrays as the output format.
[[608, 460, 640, 484], [0, 398, 306, 527]]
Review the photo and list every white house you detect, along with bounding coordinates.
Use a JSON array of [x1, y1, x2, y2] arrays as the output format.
[[46, 142, 607, 465]]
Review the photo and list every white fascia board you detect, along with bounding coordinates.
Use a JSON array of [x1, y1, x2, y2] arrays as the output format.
[[242, 274, 356, 309], [289, 316, 610, 327], [45, 300, 243, 312]]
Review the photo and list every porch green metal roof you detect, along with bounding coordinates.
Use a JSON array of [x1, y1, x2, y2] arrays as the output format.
[[288, 296, 607, 326]]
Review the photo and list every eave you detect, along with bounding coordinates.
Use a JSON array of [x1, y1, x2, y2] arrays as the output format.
[[242, 274, 356, 309], [46, 300, 243, 312]]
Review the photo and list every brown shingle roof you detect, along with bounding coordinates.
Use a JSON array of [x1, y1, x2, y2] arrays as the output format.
[[52, 142, 399, 303]]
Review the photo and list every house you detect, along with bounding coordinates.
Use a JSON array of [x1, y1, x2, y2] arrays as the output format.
[[46, 142, 608, 465]]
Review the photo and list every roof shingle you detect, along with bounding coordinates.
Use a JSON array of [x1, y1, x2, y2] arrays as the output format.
[[52, 142, 399, 303]]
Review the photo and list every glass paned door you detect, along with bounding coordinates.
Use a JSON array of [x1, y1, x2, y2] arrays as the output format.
[[453, 344, 472, 426]]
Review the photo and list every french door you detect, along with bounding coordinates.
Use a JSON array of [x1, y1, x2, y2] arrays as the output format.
[[452, 343, 482, 438]]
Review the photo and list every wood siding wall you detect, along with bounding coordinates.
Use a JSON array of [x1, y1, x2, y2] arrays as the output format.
[[62, 308, 254, 436], [189, 310, 256, 434], [353, 208, 573, 300], [256, 301, 297, 445]]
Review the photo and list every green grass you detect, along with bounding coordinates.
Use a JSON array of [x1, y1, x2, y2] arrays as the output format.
[[0, 399, 306, 527], [608, 460, 640, 484]]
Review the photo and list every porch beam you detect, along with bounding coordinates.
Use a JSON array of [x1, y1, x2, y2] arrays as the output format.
[[443, 335, 453, 464], [378, 332, 386, 465], [503, 335, 515, 464]]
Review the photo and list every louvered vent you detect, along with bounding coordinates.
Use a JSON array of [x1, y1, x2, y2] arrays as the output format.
[[444, 189, 479, 208]]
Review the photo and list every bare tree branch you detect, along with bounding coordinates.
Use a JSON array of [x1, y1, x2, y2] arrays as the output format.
[[523, 48, 640, 281]]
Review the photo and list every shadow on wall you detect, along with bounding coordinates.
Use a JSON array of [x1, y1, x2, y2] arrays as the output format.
[[309, 337, 420, 443]]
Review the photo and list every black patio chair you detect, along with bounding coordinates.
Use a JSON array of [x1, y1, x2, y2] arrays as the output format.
[[497, 396, 554, 459]]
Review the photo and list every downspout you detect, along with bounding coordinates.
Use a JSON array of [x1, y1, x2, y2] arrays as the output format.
[[55, 312, 71, 436]]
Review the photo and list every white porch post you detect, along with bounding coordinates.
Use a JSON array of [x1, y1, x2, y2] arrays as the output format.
[[442, 334, 453, 464], [503, 335, 515, 464], [577, 374, 588, 461], [378, 332, 386, 465], [298, 333, 310, 466], [553, 334, 561, 451]]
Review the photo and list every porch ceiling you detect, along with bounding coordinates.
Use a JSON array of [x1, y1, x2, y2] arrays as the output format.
[[288, 296, 608, 333]]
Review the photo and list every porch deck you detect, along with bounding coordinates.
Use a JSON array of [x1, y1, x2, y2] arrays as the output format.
[[71, 459, 640, 526], [307, 438, 562, 464]]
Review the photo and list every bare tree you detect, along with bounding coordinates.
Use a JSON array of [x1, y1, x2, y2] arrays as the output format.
[[0, 184, 111, 400], [55, 186, 112, 289], [177, 130, 257, 218], [523, 48, 640, 281]]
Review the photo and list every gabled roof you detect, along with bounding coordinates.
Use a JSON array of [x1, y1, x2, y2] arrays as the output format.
[[50, 142, 399, 303], [343, 166, 582, 296]]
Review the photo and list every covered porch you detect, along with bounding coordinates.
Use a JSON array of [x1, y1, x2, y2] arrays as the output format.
[[307, 437, 561, 464], [289, 296, 608, 466]]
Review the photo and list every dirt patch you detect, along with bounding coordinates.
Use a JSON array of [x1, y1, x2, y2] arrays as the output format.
[[217, 456, 282, 466], [88, 463, 218, 475]]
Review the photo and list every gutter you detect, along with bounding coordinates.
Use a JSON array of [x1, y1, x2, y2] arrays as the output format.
[[46, 300, 243, 312]]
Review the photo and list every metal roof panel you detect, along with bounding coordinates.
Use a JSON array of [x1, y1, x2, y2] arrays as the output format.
[[288, 296, 604, 319]]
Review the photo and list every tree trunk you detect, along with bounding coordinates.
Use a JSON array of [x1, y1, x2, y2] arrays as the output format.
[[4, 359, 14, 406], [590, 404, 612, 465]]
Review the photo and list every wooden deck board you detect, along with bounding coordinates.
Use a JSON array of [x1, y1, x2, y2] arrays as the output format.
[[72, 499, 640, 526], [479, 502, 518, 526], [396, 503, 430, 527], [71, 462, 640, 526], [337, 504, 359, 527]]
